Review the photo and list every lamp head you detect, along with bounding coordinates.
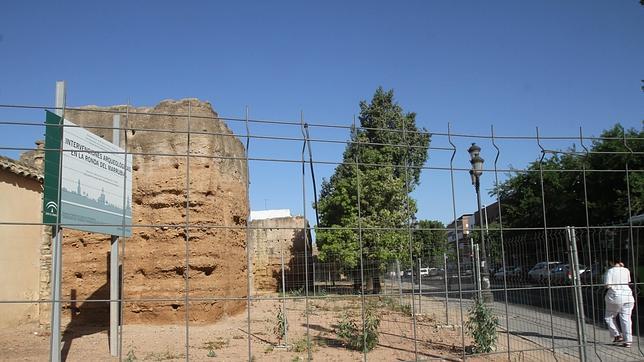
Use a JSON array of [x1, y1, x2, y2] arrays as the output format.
[[467, 143, 484, 178]]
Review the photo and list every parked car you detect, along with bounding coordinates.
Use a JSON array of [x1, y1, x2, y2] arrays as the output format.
[[419, 267, 430, 276], [581, 263, 604, 285], [489, 265, 502, 276], [528, 261, 562, 283], [509, 266, 529, 282], [494, 266, 516, 281], [550, 264, 587, 285]]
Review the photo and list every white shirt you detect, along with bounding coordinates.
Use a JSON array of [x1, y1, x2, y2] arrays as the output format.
[[604, 266, 634, 304]]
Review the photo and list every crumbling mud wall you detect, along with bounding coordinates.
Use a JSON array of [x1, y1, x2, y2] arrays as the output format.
[[47, 99, 248, 325], [248, 216, 312, 293]]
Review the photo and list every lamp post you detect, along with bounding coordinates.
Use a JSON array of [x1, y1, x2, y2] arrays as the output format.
[[468, 143, 493, 302]]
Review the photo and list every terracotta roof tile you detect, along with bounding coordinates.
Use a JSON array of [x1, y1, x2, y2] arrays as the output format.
[[0, 155, 43, 182]]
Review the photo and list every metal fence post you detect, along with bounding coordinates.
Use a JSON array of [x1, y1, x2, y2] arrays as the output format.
[[443, 252, 449, 324], [396, 259, 403, 306], [109, 115, 121, 357], [49, 80, 65, 362], [418, 258, 422, 314], [312, 259, 316, 297], [280, 240, 288, 346], [567, 226, 588, 361], [474, 244, 483, 300]]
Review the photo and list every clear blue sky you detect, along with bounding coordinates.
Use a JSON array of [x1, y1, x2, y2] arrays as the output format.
[[1, 0, 642, 225]]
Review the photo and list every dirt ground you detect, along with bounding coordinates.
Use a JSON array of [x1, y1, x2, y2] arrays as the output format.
[[0, 296, 569, 361]]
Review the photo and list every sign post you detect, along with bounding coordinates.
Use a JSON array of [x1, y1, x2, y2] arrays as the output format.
[[48, 81, 65, 362], [43, 84, 132, 360], [110, 114, 120, 357]]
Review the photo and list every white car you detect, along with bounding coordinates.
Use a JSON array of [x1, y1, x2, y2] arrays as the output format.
[[528, 262, 561, 283], [550, 264, 587, 285]]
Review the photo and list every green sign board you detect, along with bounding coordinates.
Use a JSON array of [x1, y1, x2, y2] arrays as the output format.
[[42, 111, 132, 236], [43, 111, 61, 225]]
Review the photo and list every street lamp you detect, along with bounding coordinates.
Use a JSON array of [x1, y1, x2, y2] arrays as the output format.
[[468, 143, 493, 302]]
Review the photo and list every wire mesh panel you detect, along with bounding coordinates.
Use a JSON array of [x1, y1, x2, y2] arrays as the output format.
[[0, 100, 642, 362]]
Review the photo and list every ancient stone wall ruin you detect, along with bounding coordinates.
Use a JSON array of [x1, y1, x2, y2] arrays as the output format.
[[41, 99, 248, 325], [248, 216, 312, 293]]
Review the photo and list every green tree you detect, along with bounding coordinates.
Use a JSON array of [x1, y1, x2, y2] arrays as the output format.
[[413, 220, 448, 266], [470, 222, 503, 265], [315, 87, 430, 293], [584, 124, 644, 225], [493, 124, 643, 229]]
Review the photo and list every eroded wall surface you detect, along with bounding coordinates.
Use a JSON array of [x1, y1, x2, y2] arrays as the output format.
[[40, 99, 249, 325]]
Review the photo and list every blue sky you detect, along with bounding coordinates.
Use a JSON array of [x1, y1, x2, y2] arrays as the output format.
[[1, 0, 642, 225]]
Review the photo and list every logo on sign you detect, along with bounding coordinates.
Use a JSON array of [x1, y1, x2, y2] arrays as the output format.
[[45, 201, 58, 216]]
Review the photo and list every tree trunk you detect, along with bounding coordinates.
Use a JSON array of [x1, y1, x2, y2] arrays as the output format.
[[353, 274, 361, 293], [372, 275, 381, 294]]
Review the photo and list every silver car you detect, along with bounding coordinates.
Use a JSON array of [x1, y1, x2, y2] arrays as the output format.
[[550, 264, 587, 285], [528, 262, 562, 283]]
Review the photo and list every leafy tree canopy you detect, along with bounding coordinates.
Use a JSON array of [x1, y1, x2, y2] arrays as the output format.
[[493, 124, 643, 229], [316, 87, 430, 271], [412, 219, 448, 266]]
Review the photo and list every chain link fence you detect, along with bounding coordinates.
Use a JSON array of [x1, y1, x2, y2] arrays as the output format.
[[0, 101, 642, 361]]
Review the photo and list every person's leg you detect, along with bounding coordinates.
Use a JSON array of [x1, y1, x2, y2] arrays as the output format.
[[619, 302, 634, 344], [605, 302, 621, 338]]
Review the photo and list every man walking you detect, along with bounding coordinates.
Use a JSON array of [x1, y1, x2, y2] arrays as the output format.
[[604, 260, 634, 348]]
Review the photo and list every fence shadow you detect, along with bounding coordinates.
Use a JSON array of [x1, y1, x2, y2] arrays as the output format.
[[61, 251, 117, 361]]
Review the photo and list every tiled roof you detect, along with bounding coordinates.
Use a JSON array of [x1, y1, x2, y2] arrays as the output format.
[[0, 155, 43, 182]]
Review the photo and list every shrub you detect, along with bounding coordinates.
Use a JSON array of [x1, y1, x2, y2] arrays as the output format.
[[274, 306, 288, 345], [378, 296, 412, 316], [336, 305, 380, 352], [290, 337, 315, 353], [202, 338, 229, 350], [465, 298, 499, 353], [125, 349, 137, 362]]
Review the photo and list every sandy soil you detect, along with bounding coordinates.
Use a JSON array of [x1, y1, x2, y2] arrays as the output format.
[[0, 296, 566, 361]]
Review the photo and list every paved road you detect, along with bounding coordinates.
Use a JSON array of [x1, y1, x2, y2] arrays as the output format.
[[402, 276, 644, 361], [490, 299, 644, 362]]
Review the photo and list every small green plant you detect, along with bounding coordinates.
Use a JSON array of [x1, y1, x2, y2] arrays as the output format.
[[202, 338, 229, 350], [465, 297, 499, 353], [274, 306, 288, 345], [397, 303, 412, 316], [126, 349, 137, 362], [143, 350, 184, 361], [202, 337, 227, 358], [379, 297, 412, 316], [336, 305, 381, 352], [290, 337, 314, 353]]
